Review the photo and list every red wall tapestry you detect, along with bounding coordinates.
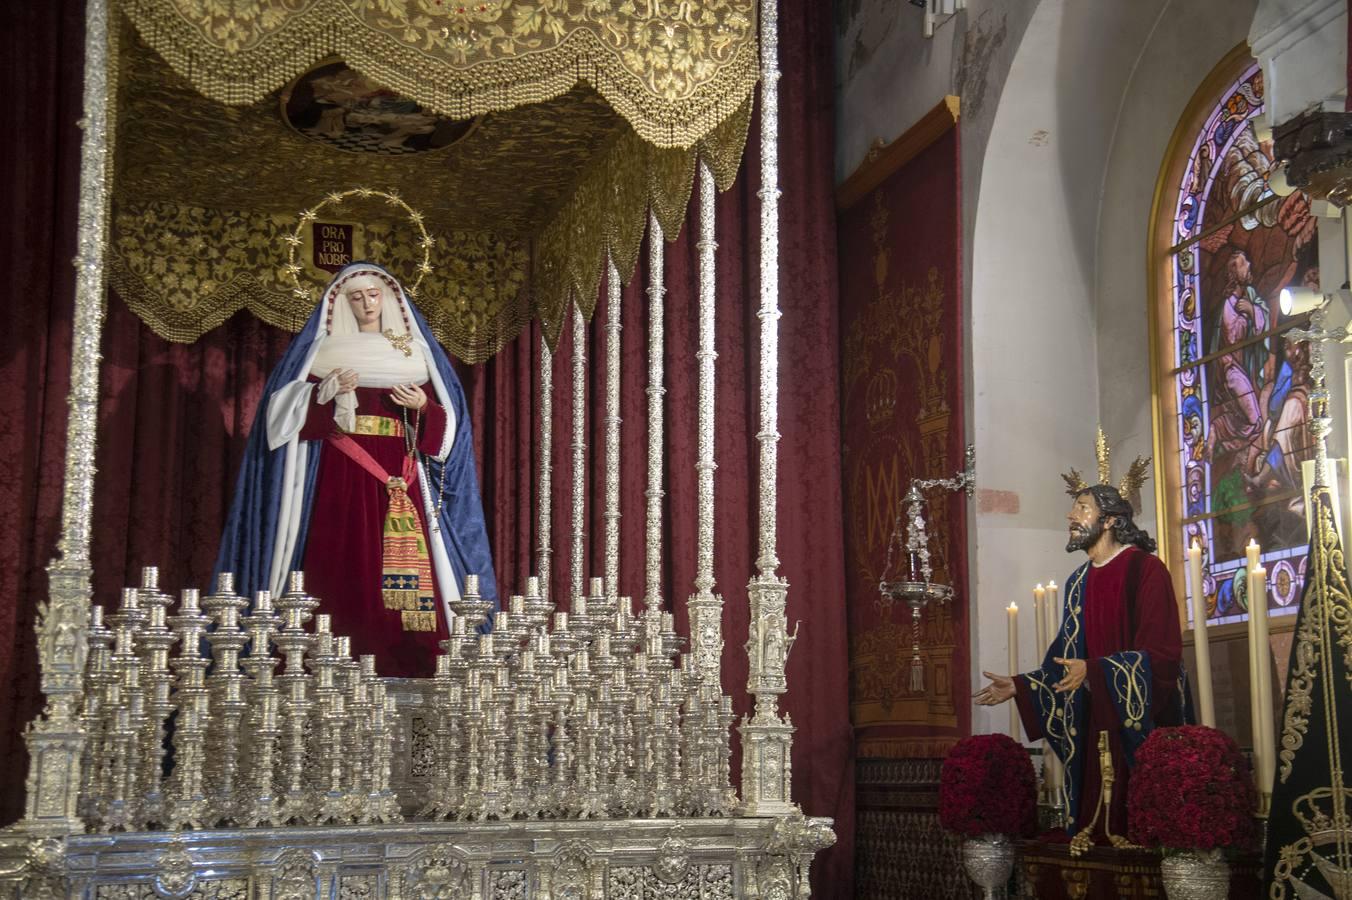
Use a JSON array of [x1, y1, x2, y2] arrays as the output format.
[[838, 112, 968, 759]]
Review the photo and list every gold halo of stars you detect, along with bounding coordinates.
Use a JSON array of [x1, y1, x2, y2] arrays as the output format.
[[283, 188, 436, 302]]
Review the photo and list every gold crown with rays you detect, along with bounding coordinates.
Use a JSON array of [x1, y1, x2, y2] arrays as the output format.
[[1061, 426, 1152, 501]]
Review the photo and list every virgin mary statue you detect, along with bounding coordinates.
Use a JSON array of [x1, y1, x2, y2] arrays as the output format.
[[215, 261, 498, 676]]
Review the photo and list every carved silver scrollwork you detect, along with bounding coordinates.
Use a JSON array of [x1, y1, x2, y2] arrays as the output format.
[[489, 869, 528, 900], [271, 849, 320, 900], [653, 830, 692, 885], [396, 844, 473, 899], [151, 840, 197, 898]]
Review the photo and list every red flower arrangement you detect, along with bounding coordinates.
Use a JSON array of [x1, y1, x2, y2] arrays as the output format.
[[939, 734, 1038, 838], [1127, 725, 1258, 851]]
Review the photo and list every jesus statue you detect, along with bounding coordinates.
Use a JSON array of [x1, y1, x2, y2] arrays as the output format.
[[974, 467, 1192, 840]]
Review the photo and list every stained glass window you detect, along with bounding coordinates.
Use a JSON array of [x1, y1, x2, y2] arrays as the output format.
[[1168, 60, 1319, 625]]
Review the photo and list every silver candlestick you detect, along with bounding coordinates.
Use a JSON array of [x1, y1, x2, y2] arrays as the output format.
[[166, 588, 211, 829], [201, 574, 249, 825]]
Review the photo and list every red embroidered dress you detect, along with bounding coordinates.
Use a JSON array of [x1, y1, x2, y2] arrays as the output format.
[[298, 384, 449, 677]]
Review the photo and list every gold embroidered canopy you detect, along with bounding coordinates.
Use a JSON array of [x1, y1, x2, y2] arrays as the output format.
[[109, 2, 753, 361], [120, 0, 757, 150]]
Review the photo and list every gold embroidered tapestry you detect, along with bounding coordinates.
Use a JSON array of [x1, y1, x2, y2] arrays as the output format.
[[837, 102, 965, 758]]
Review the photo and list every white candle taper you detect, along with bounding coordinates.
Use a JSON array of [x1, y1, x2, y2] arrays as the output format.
[[1033, 584, 1047, 659], [1007, 602, 1020, 739], [1249, 558, 1275, 802], [1188, 539, 1216, 727]]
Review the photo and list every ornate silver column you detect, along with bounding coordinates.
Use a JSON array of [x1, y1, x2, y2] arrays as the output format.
[[740, 0, 798, 817], [570, 304, 587, 605], [23, 0, 116, 836], [604, 259, 623, 596], [688, 162, 723, 683], [538, 334, 554, 601], [644, 216, 667, 616]]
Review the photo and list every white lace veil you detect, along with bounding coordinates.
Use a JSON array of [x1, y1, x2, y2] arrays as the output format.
[[324, 269, 412, 338]]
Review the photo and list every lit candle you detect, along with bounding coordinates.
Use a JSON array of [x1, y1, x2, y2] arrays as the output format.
[[1188, 539, 1216, 727], [1033, 585, 1047, 660], [1007, 602, 1020, 739], [1249, 560, 1275, 801]]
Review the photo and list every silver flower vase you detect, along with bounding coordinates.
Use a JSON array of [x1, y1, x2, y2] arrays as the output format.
[[962, 833, 1015, 899], [1159, 849, 1229, 900]]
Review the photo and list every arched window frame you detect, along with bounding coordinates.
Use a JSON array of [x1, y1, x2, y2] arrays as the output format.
[[1148, 43, 1317, 630]]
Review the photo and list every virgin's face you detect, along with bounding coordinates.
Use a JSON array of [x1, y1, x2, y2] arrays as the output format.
[[344, 276, 385, 332]]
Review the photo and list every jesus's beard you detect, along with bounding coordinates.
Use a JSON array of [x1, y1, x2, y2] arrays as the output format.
[[1066, 518, 1105, 553]]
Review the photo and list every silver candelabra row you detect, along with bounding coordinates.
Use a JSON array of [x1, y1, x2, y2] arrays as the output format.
[[422, 574, 738, 820], [78, 568, 400, 831], [75, 566, 739, 833]]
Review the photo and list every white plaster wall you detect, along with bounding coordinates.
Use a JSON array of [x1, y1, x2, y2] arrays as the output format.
[[1095, 0, 1261, 555], [967, 0, 1182, 740], [1250, 0, 1348, 126], [836, 0, 1278, 742]]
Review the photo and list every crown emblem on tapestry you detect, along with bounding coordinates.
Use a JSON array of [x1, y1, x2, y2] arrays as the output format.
[[1060, 426, 1151, 500], [865, 367, 898, 430]]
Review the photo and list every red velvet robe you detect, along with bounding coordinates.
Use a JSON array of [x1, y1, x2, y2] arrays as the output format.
[[1015, 546, 1185, 839], [299, 383, 448, 677]]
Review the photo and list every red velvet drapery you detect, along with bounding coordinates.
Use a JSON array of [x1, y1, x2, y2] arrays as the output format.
[[0, 0, 86, 830], [3, 0, 851, 892]]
